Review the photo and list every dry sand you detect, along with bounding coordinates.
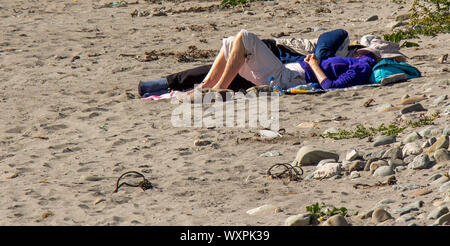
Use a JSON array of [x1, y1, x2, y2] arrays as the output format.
[[0, 0, 449, 226]]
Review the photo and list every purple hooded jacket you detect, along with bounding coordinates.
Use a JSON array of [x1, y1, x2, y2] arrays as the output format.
[[298, 53, 377, 90]]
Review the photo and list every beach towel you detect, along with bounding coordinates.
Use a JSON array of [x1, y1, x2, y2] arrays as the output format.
[[142, 90, 180, 101]]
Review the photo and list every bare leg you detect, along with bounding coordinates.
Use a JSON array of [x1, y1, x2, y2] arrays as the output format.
[[201, 47, 227, 88], [212, 31, 246, 90]]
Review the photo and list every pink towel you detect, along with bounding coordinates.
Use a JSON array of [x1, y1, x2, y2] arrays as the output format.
[[142, 90, 181, 101]]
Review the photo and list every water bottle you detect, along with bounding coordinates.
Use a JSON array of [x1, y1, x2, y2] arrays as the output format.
[[267, 76, 284, 95]]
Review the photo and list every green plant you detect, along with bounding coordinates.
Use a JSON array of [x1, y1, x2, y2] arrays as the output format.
[[306, 202, 349, 222], [384, 0, 449, 42]]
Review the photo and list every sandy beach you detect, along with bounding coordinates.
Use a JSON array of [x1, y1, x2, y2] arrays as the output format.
[[0, 0, 449, 226]]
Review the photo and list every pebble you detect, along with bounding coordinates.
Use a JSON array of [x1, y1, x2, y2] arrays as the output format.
[[377, 199, 396, 206], [246, 205, 281, 216], [422, 137, 437, 148], [426, 135, 449, 154], [314, 27, 327, 32], [403, 155, 416, 164], [400, 95, 426, 105], [349, 160, 366, 172], [382, 147, 403, 160], [396, 214, 415, 223], [373, 135, 396, 147], [410, 189, 432, 197], [434, 212, 450, 225], [364, 150, 387, 160], [291, 146, 339, 166], [296, 122, 315, 128], [427, 173, 443, 182], [346, 149, 360, 161], [372, 208, 393, 223], [317, 159, 339, 168], [439, 181, 450, 193], [194, 139, 212, 146], [258, 130, 281, 139], [373, 166, 395, 177], [403, 132, 422, 143], [284, 213, 311, 226], [365, 15, 379, 21], [432, 95, 448, 106], [375, 103, 394, 112], [419, 126, 441, 138], [407, 154, 432, 170], [322, 215, 349, 226], [41, 211, 53, 219], [350, 171, 361, 179], [313, 163, 342, 179], [93, 198, 106, 206], [370, 160, 388, 173], [388, 159, 405, 169], [395, 166, 407, 172], [431, 176, 449, 186], [434, 149, 450, 162], [427, 206, 449, 220], [260, 150, 281, 157], [400, 103, 427, 114], [403, 142, 423, 157]]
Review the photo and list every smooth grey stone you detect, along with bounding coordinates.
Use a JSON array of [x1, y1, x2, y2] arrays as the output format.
[[372, 208, 393, 223], [291, 146, 339, 166], [382, 147, 403, 160], [388, 159, 405, 169], [403, 132, 422, 143], [443, 127, 450, 136], [439, 181, 450, 193], [322, 215, 349, 226], [366, 15, 379, 21], [393, 184, 420, 192], [401, 103, 427, 114], [432, 95, 448, 106], [427, 206, 449, 220], [434, 212, 450, 225], [403, 142, 423, 157], [408, 222, 418, 226], [350, 171, 361, 179], [374, 166, 395, 177], [373, 135, 396, 147], [409, 200, 424, 209], [346, 149, 360, 161], [364, 150, 387, 160], [434, 149, 450, 162], [376, 199, 396, 207], [375, 103, 394, 112], [260, 150, 281, 157], [395, 166, 407, 172], [408, 154, 432, 169], [428, 173, 443, 182], [420, 126, 440, 138], [285, 213, 312, 226], [431, 176, 449, 186], [403, 155, 416, 164], [397, 214, 415, 222], [317, 159, 338, 168], [394, 207, 419, 215]]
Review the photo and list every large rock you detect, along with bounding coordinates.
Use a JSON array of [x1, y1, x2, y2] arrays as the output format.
[[372, 208, 393, 223], [400, 103, 427, 114], [349, 160, 366, 172], [246, 205, 280, 216], [373, 166, 395, 177], [370, 160, 388, 174], [403, 142, 423, 157], [427, 206, 449, 220], [313, 163, 342, 179], [408, 154, 432, 170], [382, 147, 403, 160], [434, 149, 450, 163], [322, 215, 349, 226], [363, 150, 387, 161], [419, 126, 441, 138], [426, 135, 449, 154], [292, 146, 339, 166], [403, 132, 422, 143], [346, 149, 360, 161], [373, 135, 396, 147], [285, 213, 311, 226]]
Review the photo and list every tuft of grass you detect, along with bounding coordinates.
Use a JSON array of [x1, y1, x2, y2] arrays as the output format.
[[320, 113, 438, 140], [306, 202, 349, 222]]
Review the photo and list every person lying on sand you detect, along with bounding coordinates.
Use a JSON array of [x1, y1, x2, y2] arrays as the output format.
[[138, 29, 353, 97], [187, 30, 407, 93]]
